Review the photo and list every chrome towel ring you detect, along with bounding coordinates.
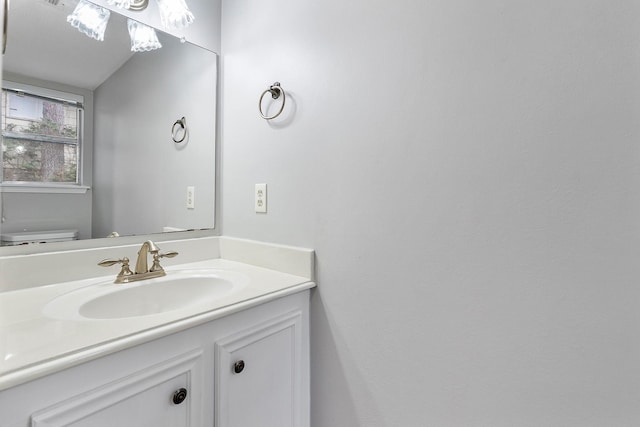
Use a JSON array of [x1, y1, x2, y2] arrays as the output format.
[[259, 82, 286, 120], [171, 116, 187, 143]]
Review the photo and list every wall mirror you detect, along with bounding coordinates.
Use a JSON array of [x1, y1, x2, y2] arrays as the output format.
[[0, 0, 217, 252]]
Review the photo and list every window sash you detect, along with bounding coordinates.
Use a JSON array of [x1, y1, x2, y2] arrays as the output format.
[[2, 131, 78, 145], [1, 84, 84, 186]]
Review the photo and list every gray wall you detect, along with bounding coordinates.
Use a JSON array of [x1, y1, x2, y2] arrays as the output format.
[[220, 0, 640, 426], [92, 37, 217, 238], [0, 72, 93, 240]]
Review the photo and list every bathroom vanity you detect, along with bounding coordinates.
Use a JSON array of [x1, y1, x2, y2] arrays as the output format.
[[0, 237, 314, 427]]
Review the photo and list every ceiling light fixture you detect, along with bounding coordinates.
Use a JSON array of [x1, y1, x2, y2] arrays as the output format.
[[155, 0, 194, 30], [127, 19, 162, 52], [66, 0, 111, 42], [107, 0, 149, 12], [67, 0, 195, 52], [107, 0, 194, 28]]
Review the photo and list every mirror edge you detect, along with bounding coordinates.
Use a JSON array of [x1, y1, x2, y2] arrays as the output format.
[[0, 229, 219, 257]]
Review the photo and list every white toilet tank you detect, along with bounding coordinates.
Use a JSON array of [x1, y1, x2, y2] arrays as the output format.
[[0, 229, 78, 246]]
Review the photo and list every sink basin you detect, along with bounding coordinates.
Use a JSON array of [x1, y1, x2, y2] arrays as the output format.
[[80, 275, 233, 319], [43, 269, 249, 320]]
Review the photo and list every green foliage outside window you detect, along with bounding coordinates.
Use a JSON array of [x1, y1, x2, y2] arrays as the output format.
[[1, 90, 81, 184]]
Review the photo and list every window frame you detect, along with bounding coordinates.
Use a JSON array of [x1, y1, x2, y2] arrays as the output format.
[[0, 80, 89, 194]]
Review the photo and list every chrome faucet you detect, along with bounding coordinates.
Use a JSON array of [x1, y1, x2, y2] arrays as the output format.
[[98, 240, 179, 283]]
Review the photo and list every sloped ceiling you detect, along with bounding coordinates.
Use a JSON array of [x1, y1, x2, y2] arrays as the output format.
[[4, 0, 135, 90]]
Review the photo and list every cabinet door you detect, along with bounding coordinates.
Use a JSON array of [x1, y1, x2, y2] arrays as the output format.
[[31, 350, 203, 427], [215, 311, 303, 427]]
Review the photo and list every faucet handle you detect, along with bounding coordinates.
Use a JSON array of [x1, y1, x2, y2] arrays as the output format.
[[98, 257, 134, 283], [98, 258, 121, 266], [159, 251, 179, 259], [149, 250, 179, 272]]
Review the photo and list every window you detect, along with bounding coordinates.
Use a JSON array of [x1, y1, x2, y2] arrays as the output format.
[[1, 84, 83, 185]]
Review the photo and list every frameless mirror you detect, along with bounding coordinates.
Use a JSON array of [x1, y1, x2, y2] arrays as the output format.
[[0, 0, 217, 250]]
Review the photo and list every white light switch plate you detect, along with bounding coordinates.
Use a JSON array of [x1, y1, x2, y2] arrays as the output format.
[[255, 183, 267, 213]]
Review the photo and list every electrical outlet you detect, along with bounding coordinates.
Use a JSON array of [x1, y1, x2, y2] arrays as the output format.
[[186, 186, 195, 209], [255, 183, 267, 213]]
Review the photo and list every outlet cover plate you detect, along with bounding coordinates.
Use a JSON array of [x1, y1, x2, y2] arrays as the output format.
[[255, 183, 267, 213]]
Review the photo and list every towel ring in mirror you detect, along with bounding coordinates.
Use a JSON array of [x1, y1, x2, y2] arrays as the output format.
[[259, 82, 286, 120], [3, 0, 8, 55], [172, 116, 187, 143]]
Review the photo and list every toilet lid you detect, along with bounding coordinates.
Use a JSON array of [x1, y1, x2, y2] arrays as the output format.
[[0, 229, 78, 243]]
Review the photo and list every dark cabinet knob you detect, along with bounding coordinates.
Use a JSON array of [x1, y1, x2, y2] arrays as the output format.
[[172, 388, 188, 405], [233, 360, 245, 374]]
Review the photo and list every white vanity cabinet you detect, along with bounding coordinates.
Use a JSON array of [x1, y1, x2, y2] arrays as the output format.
[[215, 311, 305, 427], [0, 291, 310, 427], [31, 350, 203, 427]]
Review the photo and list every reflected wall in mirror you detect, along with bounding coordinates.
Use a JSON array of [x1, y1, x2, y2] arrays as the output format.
[[0, 0, 217, 248]]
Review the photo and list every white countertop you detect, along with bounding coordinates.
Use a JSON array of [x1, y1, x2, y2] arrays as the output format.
[[0, 258, 314, 391]]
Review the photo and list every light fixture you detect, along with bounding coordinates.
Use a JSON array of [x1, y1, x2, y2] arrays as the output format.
[[107, 0, 150, 12], [107, 0, 194, 30], [66, 0, 111, 42], [67, 0, 194, 50], [127, 19, 162, 52], [155, 0, 194, 30]]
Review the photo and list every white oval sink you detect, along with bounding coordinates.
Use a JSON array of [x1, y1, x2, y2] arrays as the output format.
[[43, 269, 249, 320]]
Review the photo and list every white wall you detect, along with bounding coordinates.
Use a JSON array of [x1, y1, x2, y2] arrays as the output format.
[[220, 0, 640, 425], [93, 35, 217, 238]]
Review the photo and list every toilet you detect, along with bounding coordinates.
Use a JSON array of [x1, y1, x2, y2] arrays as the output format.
[[0, 229, 78, 246]]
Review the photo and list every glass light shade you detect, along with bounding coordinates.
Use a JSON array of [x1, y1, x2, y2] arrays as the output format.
[[155, 0, 195, 30], [66, 0, 111, 41], [127, 19, 162, 52]]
